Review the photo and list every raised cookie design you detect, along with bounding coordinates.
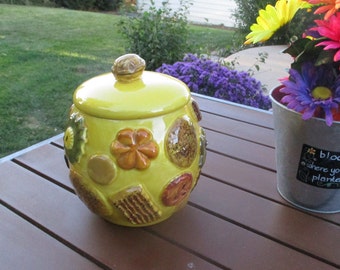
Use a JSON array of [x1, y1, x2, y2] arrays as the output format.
[[191, 98, 202, 121], [87, 155, 116, 185], [110, 186, 161, 225], [110, 128, 159, 170], [162, 173, 193, 206], [199, 128, 207, 168], [166, 117, 197, 168], [70, 170, 113, 217], [64, 110, 87, 164]]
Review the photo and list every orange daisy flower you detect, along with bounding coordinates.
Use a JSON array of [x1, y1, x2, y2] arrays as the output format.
[[308, 0, 340, 19]]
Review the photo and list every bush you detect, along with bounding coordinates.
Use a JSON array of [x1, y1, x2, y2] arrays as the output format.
[[94, 0, 121, 10], [117, 0, 192, 70], [53, 0, 94, 10], [1, 0, 122, 10], [0, 0, 56, 6], [53, 0, 122, 10], [233, 0, 318, 45], [156, 54, 272, 110]]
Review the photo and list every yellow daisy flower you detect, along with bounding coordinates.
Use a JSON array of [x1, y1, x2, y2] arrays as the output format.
[[245, 0, 312, 44]]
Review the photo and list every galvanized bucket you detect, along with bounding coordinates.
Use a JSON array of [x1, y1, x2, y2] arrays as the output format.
[[270, 87, 340, 213]]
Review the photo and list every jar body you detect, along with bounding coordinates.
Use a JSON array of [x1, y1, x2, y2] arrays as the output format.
[[64, 99, 206, 226]]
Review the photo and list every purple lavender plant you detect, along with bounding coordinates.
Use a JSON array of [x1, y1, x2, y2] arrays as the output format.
[[156, 54, 272, 110]]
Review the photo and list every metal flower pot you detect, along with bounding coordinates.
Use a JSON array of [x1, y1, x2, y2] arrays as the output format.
[[271, 86, 340, 213]]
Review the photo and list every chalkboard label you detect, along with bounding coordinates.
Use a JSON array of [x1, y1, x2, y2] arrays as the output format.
[[296, 144, 340, 189]]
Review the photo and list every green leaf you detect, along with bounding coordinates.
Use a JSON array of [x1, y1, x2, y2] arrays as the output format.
[[315, 49, 335, 66], [283, 38, 310, 58]]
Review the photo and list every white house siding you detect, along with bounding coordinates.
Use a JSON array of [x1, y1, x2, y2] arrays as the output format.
[[137, 0, 237, 27]]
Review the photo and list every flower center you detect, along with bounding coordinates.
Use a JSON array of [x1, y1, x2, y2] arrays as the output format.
[[312, 86, 332, 100]]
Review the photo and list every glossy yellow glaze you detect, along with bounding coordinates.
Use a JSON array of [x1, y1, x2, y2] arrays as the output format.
[[64, 54, 206, 227], [73, 71, 190, 120]]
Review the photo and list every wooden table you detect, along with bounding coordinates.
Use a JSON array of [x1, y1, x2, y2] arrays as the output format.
[[0, 94, 339, 270]]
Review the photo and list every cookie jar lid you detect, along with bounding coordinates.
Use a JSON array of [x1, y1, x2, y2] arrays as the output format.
[[73, 54, 190, 120]]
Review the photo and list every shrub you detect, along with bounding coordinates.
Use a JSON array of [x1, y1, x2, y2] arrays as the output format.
[[0, 0, 56, 6], [156, 54, 272, 110], [94, 0, 121, 10], [53, 0, 122, 10], [117, 0, 192, 71], [53, 0, 94, 10], [1, 0, 122, 10]]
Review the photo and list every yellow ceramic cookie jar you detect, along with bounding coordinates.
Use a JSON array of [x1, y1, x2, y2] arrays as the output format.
[[64, 54, 207, 227]]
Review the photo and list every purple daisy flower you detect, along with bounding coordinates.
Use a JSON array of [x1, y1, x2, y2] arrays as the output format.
[[280, 62, 340, 126]]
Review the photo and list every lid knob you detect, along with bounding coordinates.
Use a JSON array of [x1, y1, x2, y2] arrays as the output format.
[[111, 54, 146, 82]]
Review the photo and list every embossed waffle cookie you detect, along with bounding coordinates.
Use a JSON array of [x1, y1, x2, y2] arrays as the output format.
[[110, 186, 161, 225]]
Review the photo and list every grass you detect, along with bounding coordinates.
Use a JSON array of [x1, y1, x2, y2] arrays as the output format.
[[0, 4, 235, 158]]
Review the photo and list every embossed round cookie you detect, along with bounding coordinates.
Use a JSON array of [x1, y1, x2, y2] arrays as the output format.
[[166, 117, 197, 168], [70, 170, 113, 217], [191, 98, 202, 121], [64, 111, 87, 164], [162, 173, 193, 206], [87, 155, 116, 185]]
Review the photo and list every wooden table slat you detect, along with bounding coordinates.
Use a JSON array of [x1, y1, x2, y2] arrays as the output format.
[[53, 136, 64, 147], [202, 151, 340, 225], [190, 176, 340, 266], [205, 129, 276, 171], [149, 207, 339, 270], [192, 94, 274, 128], [13, 143, 72, 190], [0, 204, 101, 270], [200, 111, 275, 148]]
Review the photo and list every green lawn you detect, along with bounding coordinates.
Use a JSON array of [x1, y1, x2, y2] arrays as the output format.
[[0, 4, 235, 158]]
